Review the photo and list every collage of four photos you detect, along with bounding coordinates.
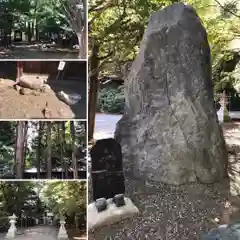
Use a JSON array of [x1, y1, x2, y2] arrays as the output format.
[[1, 0, 240, 240]]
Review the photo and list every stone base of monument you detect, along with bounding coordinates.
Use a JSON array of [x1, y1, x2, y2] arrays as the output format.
[[5, 230, 17, 239], [88, 197, 139, 231], [201, 223, 240, 239]]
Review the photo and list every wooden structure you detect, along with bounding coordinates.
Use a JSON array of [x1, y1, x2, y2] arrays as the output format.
[[14, 61, 86, 81], [0, 61, 86, 81], [23, 170, 86, 179]]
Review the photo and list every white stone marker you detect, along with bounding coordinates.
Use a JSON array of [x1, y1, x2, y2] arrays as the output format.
[[5, 214, 17, 239], [217, 91, 230, 123], [58, 218, 69, 240], [88, 197, 140, 231]]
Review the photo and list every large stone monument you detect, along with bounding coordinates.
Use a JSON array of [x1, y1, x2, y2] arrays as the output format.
[[115, 3, 228, 185]]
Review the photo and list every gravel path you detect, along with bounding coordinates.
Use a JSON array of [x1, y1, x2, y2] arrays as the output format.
[[88, 121, 240, 240], [0, 45, 78, 59]]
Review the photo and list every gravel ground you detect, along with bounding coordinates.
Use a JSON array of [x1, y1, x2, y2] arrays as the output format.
[[88, 122, 240, 240], [0, 79, 86, 119], [0, 45, 79, 59]]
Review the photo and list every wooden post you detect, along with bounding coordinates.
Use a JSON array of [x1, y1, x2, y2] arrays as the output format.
[[16, 61, 23, 80], [88, 42, 100, 141]]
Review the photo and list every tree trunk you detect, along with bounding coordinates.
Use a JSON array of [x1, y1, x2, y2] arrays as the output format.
[[88, 42, 100, 141], [57, 123, 64, 179], [70, 121, 78, 179], [77, 28, 86, 59], [15, 122, 25, 179], [81, 0, 87, 58], [35, 23, 39, 42], [37, 122, 44, 179], [31, 22, 34, 40], [62, 122, 68, 178], [22, 121, 28, 174], [46, 122, 52, 179], [27, 22, 32, 43]]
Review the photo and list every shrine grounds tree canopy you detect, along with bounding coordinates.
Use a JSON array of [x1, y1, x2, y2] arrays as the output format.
[[0, 0, 87, 58], [0, 181, 86, 228], [88, 0, 240, 86]]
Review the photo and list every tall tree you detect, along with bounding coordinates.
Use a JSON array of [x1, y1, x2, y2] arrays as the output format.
[[22, 121, 29, 174], [62, 0, 87, 58], [46, 122, 52, 179], [15, 122, 25, 179], [37, 122, 44, 179], [70, 121, 78, 179], [61, 121, 68, 178]]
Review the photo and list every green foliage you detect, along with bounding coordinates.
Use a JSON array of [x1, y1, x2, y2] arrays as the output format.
[[41, 181, 86, 218], [0, 121, 86, 176], [0, 0, 85, 40], [0, 122, 15, 177], [0, 181, 39, 221], [89, 0, 179, 76], [99, 86, 125, 113], [0, 181, 86, 228], [89, 0, 240, 94]]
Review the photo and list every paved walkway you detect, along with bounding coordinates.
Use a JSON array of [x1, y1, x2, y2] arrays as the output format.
[[94, 113, 122, 140], [0, 226, 58, 240], [94, 112, 240, 140]]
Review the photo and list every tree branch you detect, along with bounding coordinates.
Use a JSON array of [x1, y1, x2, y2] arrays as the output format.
[[214, 0, 240, 18]]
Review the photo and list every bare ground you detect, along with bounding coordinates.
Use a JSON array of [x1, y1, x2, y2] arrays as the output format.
[[0, 78, 86, 119], [0, 44, 79, 59], [88, 122, 240, 240]]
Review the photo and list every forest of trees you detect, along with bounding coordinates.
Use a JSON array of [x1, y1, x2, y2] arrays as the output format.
[[0, 181, 86, 233], [0, 0, 87, 58], [88, 0, 240, 87], [0, 121, 86, 179]]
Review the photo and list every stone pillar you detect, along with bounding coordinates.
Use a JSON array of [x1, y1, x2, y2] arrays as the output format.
[[5, 214, 17, 239], [43, 216, 47, 225], [218, 91, 230, 123], [58, 218, 69, 240]]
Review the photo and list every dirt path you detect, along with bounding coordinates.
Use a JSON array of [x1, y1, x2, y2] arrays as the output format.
[[0, 45, 79, 59], [0, 79, 86, 119], [0, 226, 87, 240], [89, 121, 240, 240]]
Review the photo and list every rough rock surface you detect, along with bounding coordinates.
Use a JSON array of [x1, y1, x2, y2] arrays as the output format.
[[18, 76, 46, 90], [115, 3, 228, 185], [201, 223, 240, 240]]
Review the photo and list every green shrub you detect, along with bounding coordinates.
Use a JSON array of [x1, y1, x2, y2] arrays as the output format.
[[98, 86, 125, 114]]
